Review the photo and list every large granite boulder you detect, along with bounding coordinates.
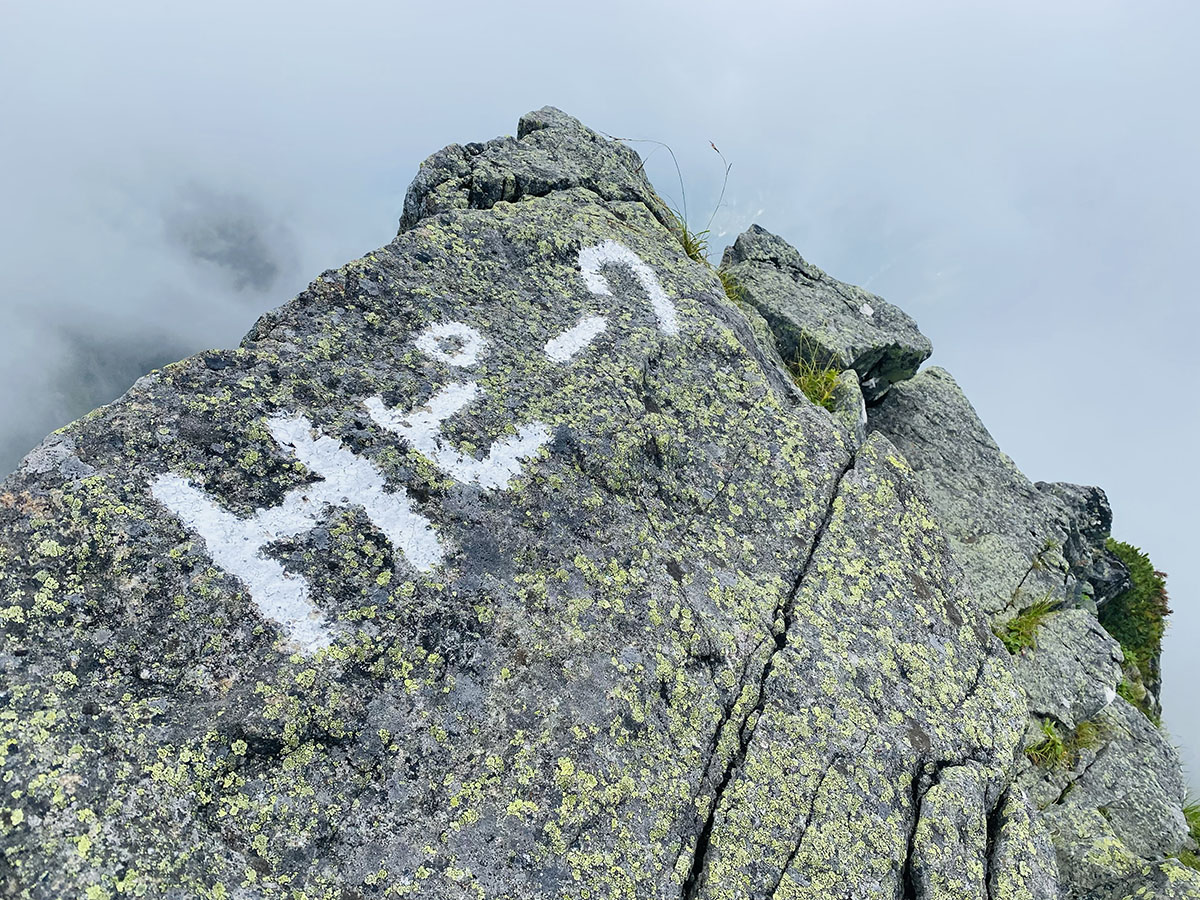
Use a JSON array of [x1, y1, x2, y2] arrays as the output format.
[[869, 366, 1196, 898], [719, 225, 932, 402], [0, 110, 1048, 899]]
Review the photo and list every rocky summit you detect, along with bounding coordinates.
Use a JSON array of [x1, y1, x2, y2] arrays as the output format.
[[0, 108, 1195, 900]]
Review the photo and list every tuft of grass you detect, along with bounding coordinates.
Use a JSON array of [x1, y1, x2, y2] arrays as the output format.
[[1072, 718, 1103, 753], [1116, 676, 1141, 706], [612, 134, 753, 315], [1026, 720, 1067, 768], [1025, 717, 1105, 769], [788, 355, 840, 413], [614, 133, 731, 267], [1101, 539, 1170, 722], [717, 268, 745, 305], [1176, 800, 1200, 870], [672, 213, 711, 265], [995, 594, 1057, 654]]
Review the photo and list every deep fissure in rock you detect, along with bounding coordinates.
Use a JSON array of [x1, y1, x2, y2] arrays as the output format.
[[680, 449, 858, 900], [983, 787, 1007, 900]]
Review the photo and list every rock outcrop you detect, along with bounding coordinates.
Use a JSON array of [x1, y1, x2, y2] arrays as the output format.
[[867, 368, 1130, 620], [0, 108, 1193, 900], [720, 225, 932, 402], [870, 370, 1195, 898]]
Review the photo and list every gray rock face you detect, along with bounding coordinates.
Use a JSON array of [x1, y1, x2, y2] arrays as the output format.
[[830, 368, 868, 451], [869, 366, 1197, 898], [0, 110, 1050, 900], [1026, 698, 1193, 899], [867, 367, 1127, 619], [399, 106, 675, 235], [719, 225, 932, 402], [1012, 609, 1123, 730]]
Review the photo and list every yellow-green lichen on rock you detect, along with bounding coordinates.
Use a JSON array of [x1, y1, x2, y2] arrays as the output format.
[[0, 106, 1147, 900]]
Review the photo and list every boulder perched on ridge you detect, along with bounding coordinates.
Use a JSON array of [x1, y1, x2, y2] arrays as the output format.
[[719, 224, 932, 402]]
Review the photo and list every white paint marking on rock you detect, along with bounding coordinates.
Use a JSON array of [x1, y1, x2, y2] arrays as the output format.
[[413, 321, 485, 367], [151, 246, 680, 653], [860, 303, 875, 318], [151, 473, 334, 654], [578, 240, 679, 335], [151, 414, 446, 652], [267, 415, 444, 571], [544, 314, 608, 362], [364, 385, 551, 490]]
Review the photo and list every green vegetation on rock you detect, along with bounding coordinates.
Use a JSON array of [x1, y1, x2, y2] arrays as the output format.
[[1025, 717, 1104, 769], [668, 208, 710, 264], [1179, 801, 1200, 870], [716, 268, 745, 306], [787, 355, 841, 413], [1176, 801, 1200, 873], [1026, 719, 1067, 768], [995, 594, 1056, 654], [661, 209, 749, 312], [1101, 539, 1169, 721]]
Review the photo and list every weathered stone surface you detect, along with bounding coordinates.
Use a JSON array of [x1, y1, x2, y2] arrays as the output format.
[[868, 366, 1127, 619], [869, 366, 1192, 898], [988, 789, 1059, 900], [1023, 699, 1192, 895], [399, 106, 675, 235], [1011, 609, 1123, 730], [687, 435, 1045, 900], [1037, 481, 1131, 612], [719, 225, 932, 402], [830, 368, 868, 451], [0, 110, 1046, 899]]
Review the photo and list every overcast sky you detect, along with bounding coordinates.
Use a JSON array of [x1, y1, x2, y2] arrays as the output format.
[[2, 0, 1197, 785]]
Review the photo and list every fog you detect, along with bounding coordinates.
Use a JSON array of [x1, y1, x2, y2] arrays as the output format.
[[2, 0, 1197, 784]]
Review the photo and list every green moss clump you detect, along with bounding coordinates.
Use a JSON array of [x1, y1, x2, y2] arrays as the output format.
[[787, 356, 840, 413], [1100, 539, 1169, 721], [995, 595, 1056, 654]]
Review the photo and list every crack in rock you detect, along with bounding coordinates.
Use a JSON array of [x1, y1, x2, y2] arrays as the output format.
[[680, 449, 858, 900]]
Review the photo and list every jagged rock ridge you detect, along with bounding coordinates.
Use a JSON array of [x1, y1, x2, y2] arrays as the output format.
[[0, 108, 1193, 900]]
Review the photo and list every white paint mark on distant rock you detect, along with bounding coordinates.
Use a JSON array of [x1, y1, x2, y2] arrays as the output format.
[[414, 321, 485, 367], [578, 240, 679, 335], [544, 314, 607, 362], [151, 414, 445, 652], [364, 385, 550, 490], [860, 303, 875, 319]]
